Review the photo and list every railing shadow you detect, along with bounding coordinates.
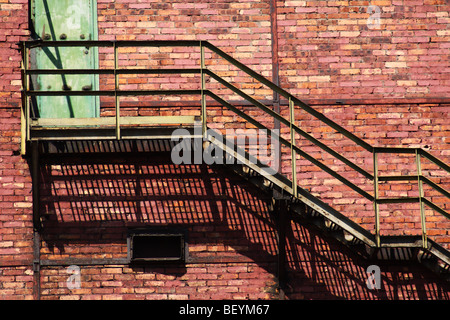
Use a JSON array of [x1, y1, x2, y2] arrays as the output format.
[[286, 217, 450, 300], [36, 141, 450, 299]]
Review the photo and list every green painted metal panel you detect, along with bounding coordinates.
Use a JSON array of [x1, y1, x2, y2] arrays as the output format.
[[33, 0, 99, 118]]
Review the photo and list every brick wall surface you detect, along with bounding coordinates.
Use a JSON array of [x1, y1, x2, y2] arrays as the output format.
[[277, 0, 450, 99], [0, 0, 449, 300]]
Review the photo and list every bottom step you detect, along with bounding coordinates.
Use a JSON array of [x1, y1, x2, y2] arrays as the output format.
[[375, 247, 414, 261]]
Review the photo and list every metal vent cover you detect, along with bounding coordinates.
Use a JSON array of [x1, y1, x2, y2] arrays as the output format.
[[127, 228, 187, 263]]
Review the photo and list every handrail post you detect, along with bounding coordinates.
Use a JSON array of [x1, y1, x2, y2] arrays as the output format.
[[416, 149, 427, 248], [20, 42, 29, 155], [200, 41, 207, 138], [113, 41, 120, 140], [373, 150, 380, 247], [289, 97, 297, 197]]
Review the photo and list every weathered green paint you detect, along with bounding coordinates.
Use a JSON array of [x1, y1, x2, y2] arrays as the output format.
[[33, 0, 99, 118]]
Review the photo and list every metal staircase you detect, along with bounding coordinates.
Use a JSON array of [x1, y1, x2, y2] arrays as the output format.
[[20, 40, 450, 281]]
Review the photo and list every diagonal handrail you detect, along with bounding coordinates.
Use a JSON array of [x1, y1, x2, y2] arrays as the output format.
[[204, 69, 374, 181], [203, 41, 450, 180], [419, 148, 450, 173], [204, 72, 449, 248], [205, 90, 374, 201], [203, 41, 374, 152], [201, 41, 450, 248]]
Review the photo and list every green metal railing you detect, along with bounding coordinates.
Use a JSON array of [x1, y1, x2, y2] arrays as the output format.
[[20, 40, 450, 249]]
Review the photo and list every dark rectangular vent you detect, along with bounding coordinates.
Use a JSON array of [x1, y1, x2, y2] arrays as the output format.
[[128, 229, 186, 263]]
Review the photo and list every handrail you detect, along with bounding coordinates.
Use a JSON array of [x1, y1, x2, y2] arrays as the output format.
[[204, 41, 375, 152], [26, 89, 203, 97], [20, 40, 450, 250], [204, 41, 450, 185], [25, 68, 203, 75], [24, 39, 203, 48], [205, 69, 374, 180], [203, 40, 449, 250], [419, 149, 450, 174], [205, 90, 374, 201]]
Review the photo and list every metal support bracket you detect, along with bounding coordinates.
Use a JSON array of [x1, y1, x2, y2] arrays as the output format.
[[31, 141, 41, 231], [275, 199, 289, 298]]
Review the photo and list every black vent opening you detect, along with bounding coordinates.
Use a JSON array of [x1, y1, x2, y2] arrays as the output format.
[[128, 228, 186, 263]]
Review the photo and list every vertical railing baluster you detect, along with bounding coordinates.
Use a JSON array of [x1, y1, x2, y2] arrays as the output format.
[[20, 42, 28, 155], [289, 97, 297, 198], [373, 151, 380, 247], [416, 149, 427, 248], [200, 41, 207, 138], [114, 42, 120, 140]]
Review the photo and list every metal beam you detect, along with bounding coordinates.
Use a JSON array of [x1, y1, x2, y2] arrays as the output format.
[[24, 39, 203, 48], [32, 230, 40, 300], [376, 197, 420, 204], [422, 198, 450, 220], [276, 199, 288, 299], [32, 115, 199, 127], [421, 176, 450, 199], [26, 89, 203, 97], [25, 68, 203, 75], [269, 0, 281, 179], [31, 141, 41, 231], [419, 149, 450, 174], [30, 126, 198, 141]]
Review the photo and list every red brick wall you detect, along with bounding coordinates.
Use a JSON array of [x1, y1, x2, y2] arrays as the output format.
[[277, 0, 450, 99], [94, 0, 450, 100], [0, 0, 35, 300], [0, 0, 449, 300]]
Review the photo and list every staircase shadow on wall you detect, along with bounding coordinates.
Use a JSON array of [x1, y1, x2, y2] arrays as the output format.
[[37, 145, 450, 300]]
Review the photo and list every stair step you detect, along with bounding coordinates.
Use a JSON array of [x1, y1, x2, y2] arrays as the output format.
[[324, 219, 340, 231], [442, 263, 450, 273], [290, 202, 370, 249], [343, 230, 356, 243], [248, 175, 272, 190], [438, 260, 450, 272], [376, 247, 414, 261], [417, 249, 434, 261]]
